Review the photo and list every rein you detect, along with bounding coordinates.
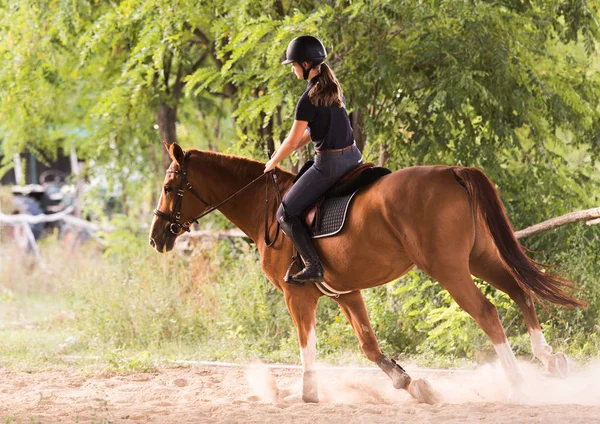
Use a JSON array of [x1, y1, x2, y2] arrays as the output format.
[[153, 152, 281, 247]]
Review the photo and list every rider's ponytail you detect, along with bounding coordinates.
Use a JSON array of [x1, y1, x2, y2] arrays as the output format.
[[308, 63, 344, 108]]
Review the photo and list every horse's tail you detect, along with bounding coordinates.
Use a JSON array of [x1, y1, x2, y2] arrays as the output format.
[[451, 166, 586, 308]]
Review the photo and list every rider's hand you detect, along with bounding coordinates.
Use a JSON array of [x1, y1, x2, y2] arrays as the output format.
[[264, 158, 278, 173]]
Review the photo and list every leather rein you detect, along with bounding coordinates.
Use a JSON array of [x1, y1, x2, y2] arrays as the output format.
[[153, 152, 282, 247]]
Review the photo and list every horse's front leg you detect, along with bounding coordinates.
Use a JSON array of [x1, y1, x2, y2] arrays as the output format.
[[284, 287, 321, 403], [335, 290, 440, 404]]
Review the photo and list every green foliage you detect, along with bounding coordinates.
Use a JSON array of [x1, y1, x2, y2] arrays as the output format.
[[200, 239, 298, 361], [4, 0, 598, 166], [524, 223, 600, 357], [1, 0, 598, 216]]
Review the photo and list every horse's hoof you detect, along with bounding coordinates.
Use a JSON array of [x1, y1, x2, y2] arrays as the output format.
[[302, 393, 319, 403], [302, 370, 319, 403], [508, 386, 527, 404], [407, 378, 441, 405], [283, 393, 303, 403], [547, 352, 569, 378]]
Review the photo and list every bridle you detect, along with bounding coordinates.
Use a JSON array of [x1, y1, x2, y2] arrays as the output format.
[[153, 151, 282, 247]]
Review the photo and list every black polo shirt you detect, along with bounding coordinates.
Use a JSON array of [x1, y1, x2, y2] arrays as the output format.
[[294, 76, 354, 151]]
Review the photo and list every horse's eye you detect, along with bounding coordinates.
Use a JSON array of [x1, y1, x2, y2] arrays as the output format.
[[164, 186, 172, 194]]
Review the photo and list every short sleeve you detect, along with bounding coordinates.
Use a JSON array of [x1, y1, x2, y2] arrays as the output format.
[[294, 93, 317, 122]]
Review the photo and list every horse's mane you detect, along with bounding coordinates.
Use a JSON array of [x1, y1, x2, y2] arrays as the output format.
[[188, 148, 295, 181]]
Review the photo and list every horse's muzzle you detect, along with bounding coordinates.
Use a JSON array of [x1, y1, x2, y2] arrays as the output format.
[[149, 221, 177, 252], [149, 235, 175, 253], [149, 236, 162, 252]]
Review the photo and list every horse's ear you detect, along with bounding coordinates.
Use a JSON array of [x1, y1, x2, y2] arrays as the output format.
[[167, 142, 185, 166]]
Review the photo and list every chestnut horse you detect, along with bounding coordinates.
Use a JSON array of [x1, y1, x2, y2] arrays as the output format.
[[149, 143, 585, 404]]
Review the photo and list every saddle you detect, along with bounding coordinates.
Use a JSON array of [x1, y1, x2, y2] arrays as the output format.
[[292, 161, 391, 238]]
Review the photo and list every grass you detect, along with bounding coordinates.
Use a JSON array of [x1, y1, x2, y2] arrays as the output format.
[[0, 233, 366, 372]]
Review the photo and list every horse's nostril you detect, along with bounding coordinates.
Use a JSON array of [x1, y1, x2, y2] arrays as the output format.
[[149, 238, 156, 248]]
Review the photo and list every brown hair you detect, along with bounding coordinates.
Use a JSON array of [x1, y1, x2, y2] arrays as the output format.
[[307, 63, 344, 108]]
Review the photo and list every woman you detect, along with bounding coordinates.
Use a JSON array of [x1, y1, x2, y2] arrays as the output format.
[[264, 35, 363, 283]]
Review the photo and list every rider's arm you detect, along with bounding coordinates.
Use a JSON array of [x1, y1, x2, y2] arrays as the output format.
[[264, 120, 309, 172], [296, 129, 312, 149]]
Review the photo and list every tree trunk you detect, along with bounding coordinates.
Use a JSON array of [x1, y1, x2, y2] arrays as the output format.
[[158, 100, 178, 170], [378, 142, 389, 167], [210, 119, 220, 152], [157, 58, 185, 169], [69, 142, 82, 220], [260, 111, 275, 159], [350, 109, 367, 152], [275, 106, 286, 141]]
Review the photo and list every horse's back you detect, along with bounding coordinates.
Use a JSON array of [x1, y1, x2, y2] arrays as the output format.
[[364, 165, 470, 216], [316, 165, 474, 288]]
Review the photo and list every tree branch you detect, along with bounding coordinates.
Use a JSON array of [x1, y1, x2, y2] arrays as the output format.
[[191, 51, 209, 73], [515, 207, 600, 238], [193, 29, 223, 69]]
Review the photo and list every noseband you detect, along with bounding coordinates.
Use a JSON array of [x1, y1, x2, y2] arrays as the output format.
[[153, 151, 282, 247]]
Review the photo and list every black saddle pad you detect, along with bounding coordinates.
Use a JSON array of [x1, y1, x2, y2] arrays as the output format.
[[308, 191, 358, 239]]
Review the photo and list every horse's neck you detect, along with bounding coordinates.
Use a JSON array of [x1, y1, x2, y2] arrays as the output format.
[[196, 151, 292, 243]]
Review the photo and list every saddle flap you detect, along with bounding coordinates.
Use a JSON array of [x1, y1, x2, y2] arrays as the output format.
[[304, 204, 318, 229]]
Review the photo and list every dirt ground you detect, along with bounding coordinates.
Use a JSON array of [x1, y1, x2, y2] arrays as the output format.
[[2, 361, 600, 423]]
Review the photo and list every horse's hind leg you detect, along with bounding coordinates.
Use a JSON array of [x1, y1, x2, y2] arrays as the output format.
[[335, 291, 440, 404], [424, 257, 525, 388], [470, 248, 569, 377]]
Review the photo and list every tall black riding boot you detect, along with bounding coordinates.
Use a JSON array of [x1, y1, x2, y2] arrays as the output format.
[[278, 214, 324, 283]]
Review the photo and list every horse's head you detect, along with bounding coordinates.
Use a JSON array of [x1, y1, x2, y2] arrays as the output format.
[[149, 142, 210, 253]]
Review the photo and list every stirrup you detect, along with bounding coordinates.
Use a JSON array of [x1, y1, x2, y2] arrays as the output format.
[[285, 259, 305, 286]]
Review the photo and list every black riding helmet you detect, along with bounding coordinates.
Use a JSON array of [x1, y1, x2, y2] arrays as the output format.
[[281, 35, 327, 80]]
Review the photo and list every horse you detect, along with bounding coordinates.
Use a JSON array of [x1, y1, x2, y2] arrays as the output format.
[[149, 142, 586, 404]]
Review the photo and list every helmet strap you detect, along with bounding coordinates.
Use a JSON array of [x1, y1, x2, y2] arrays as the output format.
[[301, 63, 310, 80]]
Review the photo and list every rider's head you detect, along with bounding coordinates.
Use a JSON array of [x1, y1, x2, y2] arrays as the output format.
[[282, 35, 327, 80], [282, 35, 343, 108]]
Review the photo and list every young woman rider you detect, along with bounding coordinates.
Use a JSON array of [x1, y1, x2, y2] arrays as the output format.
[[264, 35, 363, 283]]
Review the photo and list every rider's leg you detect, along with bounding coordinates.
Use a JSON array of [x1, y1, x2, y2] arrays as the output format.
[[277, 163, 331, 282], [277, 147, 363, 283], [277, 208, 324, 282]]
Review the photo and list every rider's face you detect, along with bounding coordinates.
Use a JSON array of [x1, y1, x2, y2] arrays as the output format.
[[291, 62, 305, 79]]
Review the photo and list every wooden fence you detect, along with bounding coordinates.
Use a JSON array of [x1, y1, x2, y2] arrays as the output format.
[[1, 206, 598, 269]]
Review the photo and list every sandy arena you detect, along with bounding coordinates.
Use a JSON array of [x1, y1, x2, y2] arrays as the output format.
[[2, 361, 600, 423]]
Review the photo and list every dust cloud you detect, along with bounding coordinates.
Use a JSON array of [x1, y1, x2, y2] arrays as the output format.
[[245, 359, 600, 406]]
